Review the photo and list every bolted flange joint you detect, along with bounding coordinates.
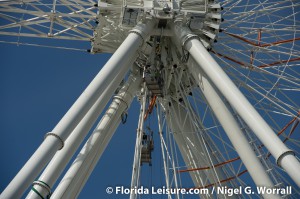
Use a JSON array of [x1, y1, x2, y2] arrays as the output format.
[[113, 95, 129, 110], [128, 30, 145, 46], [276, 150, 295, 168], [128, 19, 156, 46], [181, 33, 200, 49], [32, 180, 52, 198], [44, 132, 64, 150]]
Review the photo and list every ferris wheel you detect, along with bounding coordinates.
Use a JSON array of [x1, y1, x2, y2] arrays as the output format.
[[0, 0, 299, 198]]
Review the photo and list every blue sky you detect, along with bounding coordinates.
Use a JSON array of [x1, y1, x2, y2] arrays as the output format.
[[0, 43, 148, 198], [0, 29, 299, 199], [0, 42, 195, 199], [1, 1, 299, 198]]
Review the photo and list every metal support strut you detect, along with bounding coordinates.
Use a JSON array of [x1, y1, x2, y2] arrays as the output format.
[[51, 69, 141, 199], [187, 57, 280, 199], [172, 20, 300, 187], [0, 19, 156, 199], [130, 82, 147, 199], [25, 66, 140, 199]]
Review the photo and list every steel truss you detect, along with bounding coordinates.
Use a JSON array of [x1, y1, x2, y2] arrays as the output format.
[[1, 0, 300, 199]]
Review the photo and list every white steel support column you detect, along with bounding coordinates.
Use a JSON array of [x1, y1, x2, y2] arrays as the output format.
[[64, 68, 141, 199], [0, 19, 156, 199], [129, 83, 147, 199], [51, 69, 141, 199], [25, 66, 138, 199], [172, 21, 300, 187], [188, 57, 280, 199], [67, 121, 120, 199]]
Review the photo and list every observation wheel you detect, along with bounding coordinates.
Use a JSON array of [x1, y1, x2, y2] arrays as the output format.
[[0, 0, 299, 199]]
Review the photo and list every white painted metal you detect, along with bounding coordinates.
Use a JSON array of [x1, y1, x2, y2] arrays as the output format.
[[51, 68, 141, 199], [66, 67, 141, 199], [160, 102, 181, 199], [164, 101, 210, 199], [170, 100, 237, 199], [187, 57, 280, 199], [1, 1, 299, 198], [129, 82, 147, 199], [156, 104, 172, 199], [0, 136, 61, 199], [66, 67, 142, 199], [172, 21, 300, 187], [25, 64, 133, 199], [68, 121, 120, 199], [0, 19, 155, 199]]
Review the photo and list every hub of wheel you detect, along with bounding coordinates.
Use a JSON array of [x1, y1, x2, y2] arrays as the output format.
[[91, 0, 222, 53]]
